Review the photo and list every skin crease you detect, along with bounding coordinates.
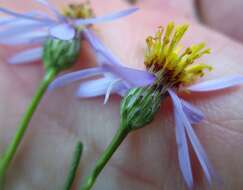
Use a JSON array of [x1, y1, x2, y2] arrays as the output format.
[[0, 0, 243, 189]]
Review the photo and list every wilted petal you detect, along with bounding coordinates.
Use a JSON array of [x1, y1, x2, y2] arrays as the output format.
[[8, 47, 42, 64], [49, 24, 75, 40], [102, 63, 155, 87], [0, 31, 47, 45], [181, 99, 204, 124], [169, 91, 193, 188], [0, 7, 54, 23], [76, 77, 111, 98], [188, 76, 243, 92], [48, 67, 104, 90], [169, 89, 214, 186], [74, 7, 138, 26], [104, 79, 124, 104]]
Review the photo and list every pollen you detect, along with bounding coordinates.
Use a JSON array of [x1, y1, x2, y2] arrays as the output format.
[[63, 1, 94, 19], [144, 22, 212, 88]]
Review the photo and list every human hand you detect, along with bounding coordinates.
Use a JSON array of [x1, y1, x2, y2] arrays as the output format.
[[1, 0, 243, 189]]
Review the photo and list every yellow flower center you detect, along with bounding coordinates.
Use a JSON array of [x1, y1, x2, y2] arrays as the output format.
[[62, 1, 94, 19], [144, 22, 212, 89]]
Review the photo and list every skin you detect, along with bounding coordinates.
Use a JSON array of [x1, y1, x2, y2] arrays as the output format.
[[0, 0, 243, 189]]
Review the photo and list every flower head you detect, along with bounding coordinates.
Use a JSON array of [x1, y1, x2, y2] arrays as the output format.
[[145, 22, 212, 89], [63, 2, 94, 19], [0, 0, 138, 64], [49, 23, 243, 189]]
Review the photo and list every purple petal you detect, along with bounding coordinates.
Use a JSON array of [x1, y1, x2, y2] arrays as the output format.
[[0, 7, 55, 23], [181, 99, 205, 124], [33, 0, 64, 21], [76, 77, 112, 98], [0, 22, 50, 38], [0, 11, 51, 27], [169, 89, 214, 186], [0, 31, 47, 45], [188, 76, 243, 92], [102, 63, 155, 88], [0, 16, 16, 25], [74, 7, 138, 26], [77, 76, 127, 100], [49, 24, 75, 40], [174, 107, 193, 188], [48, 67, 105, 91], [8, 47, 42, 64], [82, 29, 123, 66]]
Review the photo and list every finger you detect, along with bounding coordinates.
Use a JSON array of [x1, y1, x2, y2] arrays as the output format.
[[137, 0, 198, 21], [197, 0, 243, 43]]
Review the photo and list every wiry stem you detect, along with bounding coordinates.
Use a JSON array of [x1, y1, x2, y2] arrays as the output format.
[[0, 68, 58, 187], [63, 141, 83, 190], [80, 122, 131, 190]]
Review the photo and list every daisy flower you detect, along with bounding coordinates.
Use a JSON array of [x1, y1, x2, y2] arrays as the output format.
[[0, 0, 138, 64], [50, 22, 243, 188], [0, 1, 139, 187]]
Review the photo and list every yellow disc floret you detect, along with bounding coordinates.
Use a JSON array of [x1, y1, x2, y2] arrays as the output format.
[[63, 1, 94, 19], [145, 22, 212, 89]]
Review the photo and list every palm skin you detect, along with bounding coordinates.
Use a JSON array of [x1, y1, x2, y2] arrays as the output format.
[[0, 0, 243, 189]]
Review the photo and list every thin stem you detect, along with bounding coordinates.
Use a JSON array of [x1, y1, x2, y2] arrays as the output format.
[[0, 68, 58, 186], [63, 141, 83, 190], [80, 124, 131, 190]]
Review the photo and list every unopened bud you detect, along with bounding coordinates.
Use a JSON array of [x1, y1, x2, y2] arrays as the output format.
[[120, 87, 163, 130], [43, 36, 81, 72]]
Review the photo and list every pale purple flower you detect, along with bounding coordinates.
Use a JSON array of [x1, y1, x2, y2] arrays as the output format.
[[49, 29, 243, 188], [0, 0, 138, 64]]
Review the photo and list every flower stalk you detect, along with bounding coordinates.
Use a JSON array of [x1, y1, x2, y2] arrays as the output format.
[[80, 120, 130, 190], [80, 87, 164, 190], [63, 141, 83, 190], [0, 68, 58, 186], [0, 36, 81, 187]]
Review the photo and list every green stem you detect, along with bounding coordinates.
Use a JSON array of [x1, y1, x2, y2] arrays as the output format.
[[80, 124, 131, 190], [0, 68, 58, 186], [63, 141, 83, 190]]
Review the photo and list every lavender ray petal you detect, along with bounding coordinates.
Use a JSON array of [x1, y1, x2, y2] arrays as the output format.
[[181, 99, 205, 124], [188, 76, 243, 92], [49, 24, 75, 40], [74, 7, 138, 26], [33, 0, 64, 21], [0, 16, 16, 25], [0, 31, 47, 45], [0, 11, 52, 26], [0, 22, 50, 38], [48, 67, 105, 91], [8, 47, 42, 64], [82, 29, 123, 66], [76, 77, 112, 98], [169, 89, 214, 186], [102, 63, 155, 88], [0, 7, 55, 23], [169, 91, 193, 188]]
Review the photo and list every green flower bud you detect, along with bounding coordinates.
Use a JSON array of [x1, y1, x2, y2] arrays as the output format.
[[120, 87, 164, 130], [43, 36, 81, 72]]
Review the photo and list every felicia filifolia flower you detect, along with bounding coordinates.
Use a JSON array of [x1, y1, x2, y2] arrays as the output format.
[[50, 23, 243, 188], [0, 0, 138, 64]]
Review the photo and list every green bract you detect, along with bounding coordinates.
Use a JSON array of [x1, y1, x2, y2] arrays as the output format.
[[43, 37, 81, 71], [120, 87, 163, 130]]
